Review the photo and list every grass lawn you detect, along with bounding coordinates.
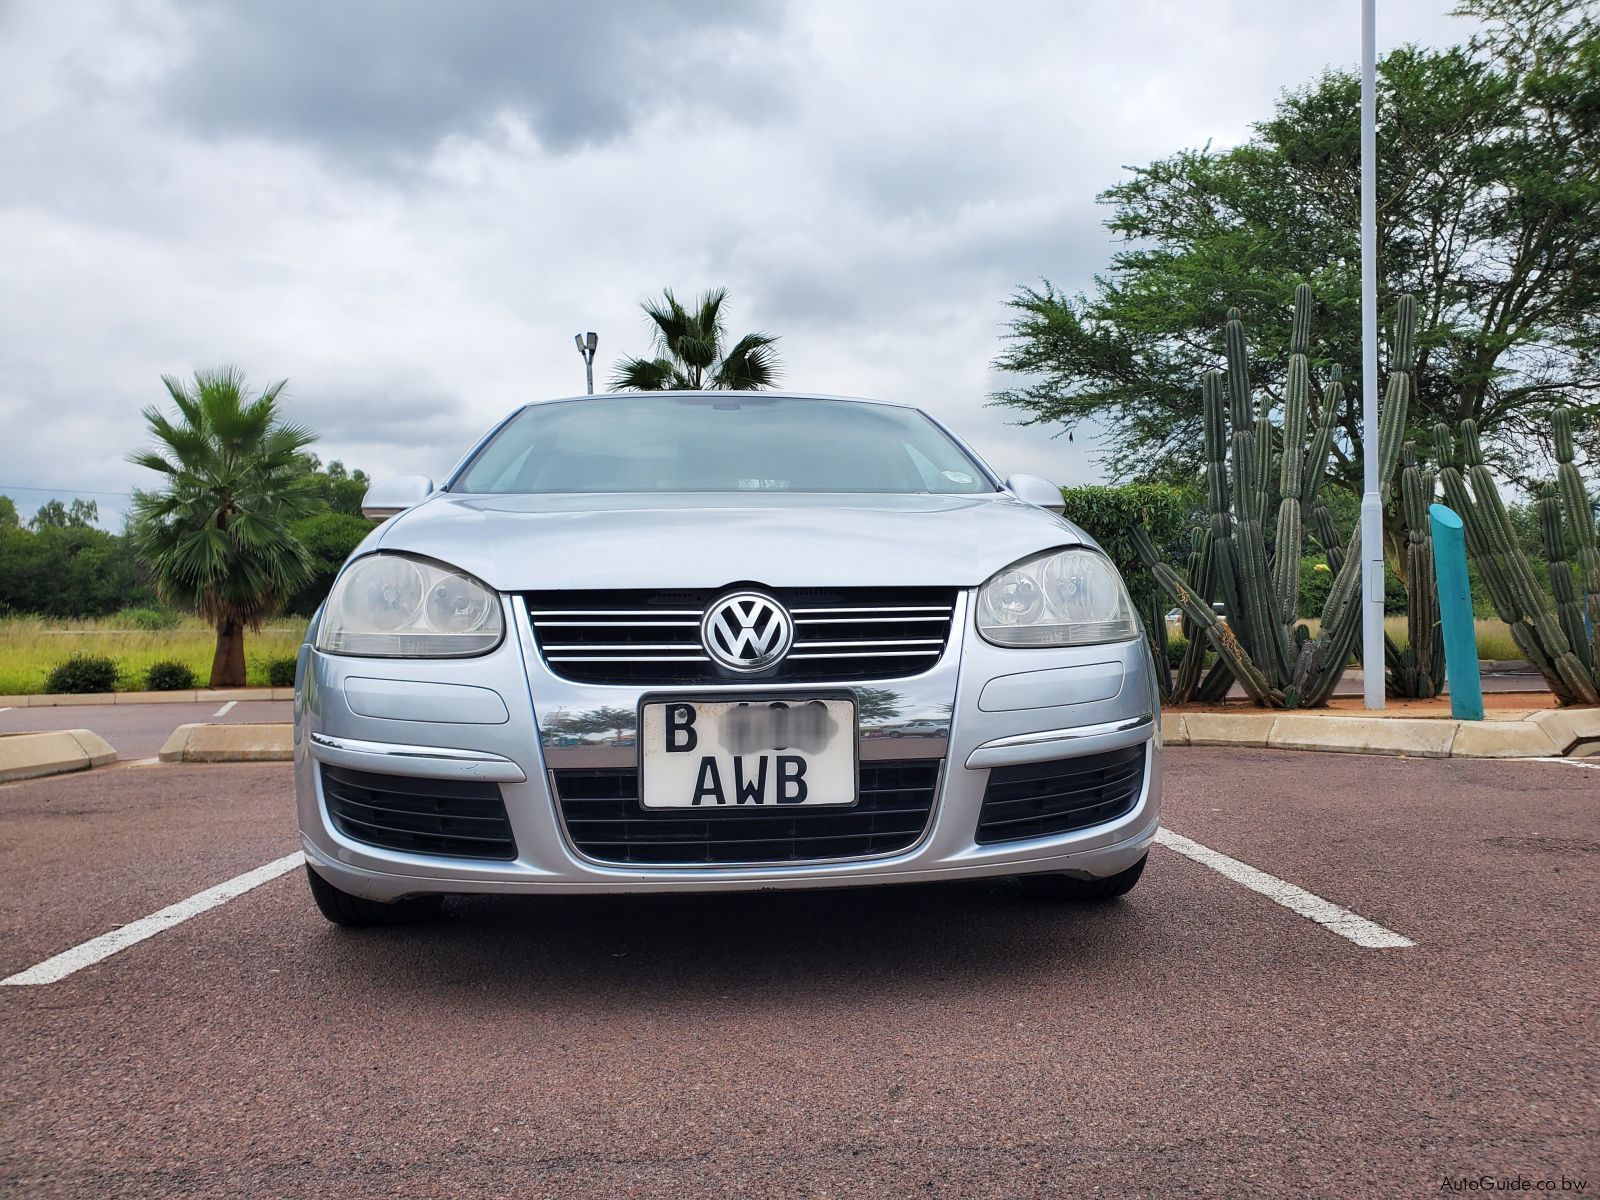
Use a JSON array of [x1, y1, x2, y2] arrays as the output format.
[[1381, 615, 1521, 661], [0, 614, 308, 694]]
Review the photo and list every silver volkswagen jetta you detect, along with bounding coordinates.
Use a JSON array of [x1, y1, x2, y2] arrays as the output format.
[[294, 392, 1162, 925]]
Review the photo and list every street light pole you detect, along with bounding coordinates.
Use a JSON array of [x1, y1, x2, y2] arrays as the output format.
[[574, 331, 598, 395], [1359, 0, 1384, 709]]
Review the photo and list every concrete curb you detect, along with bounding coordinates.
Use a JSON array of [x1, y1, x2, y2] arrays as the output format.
[[0, 688, 293, 707], [159, 723, 294, 763], [1163, 707, 1600, 758], [151, 707, 1600, 765], [0, 729, 119, 782]]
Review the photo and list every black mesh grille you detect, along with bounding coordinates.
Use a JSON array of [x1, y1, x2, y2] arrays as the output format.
[[975, 746, 1145, 845], [524, 587, 957, 685], [552, 760, 940, 865], [321, 765, 517, 860]]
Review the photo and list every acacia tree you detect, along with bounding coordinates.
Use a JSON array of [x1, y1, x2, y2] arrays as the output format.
[[992, 0, 1600, 499], [128, 369, 320, 687], [610, 287, 781, 390]]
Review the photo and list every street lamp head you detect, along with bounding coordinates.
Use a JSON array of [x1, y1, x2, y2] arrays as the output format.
[[573, 333, 586, 354], [585, 331, 598, 352]]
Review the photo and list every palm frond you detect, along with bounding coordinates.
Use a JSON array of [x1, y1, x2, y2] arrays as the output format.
[[609, 356, 679, 391], [711, 331, 782, 390], [127, 366, 319, 631]]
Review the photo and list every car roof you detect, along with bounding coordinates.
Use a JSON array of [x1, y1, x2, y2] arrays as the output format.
[[515, 391, 918, 412]]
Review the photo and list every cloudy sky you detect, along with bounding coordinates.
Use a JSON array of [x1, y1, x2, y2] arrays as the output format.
[[0, 0, 1467, 525]]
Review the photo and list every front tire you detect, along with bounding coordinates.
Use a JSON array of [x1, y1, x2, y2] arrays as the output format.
[[1017, 853, 1147, 902], [305, 865, 443, 927]]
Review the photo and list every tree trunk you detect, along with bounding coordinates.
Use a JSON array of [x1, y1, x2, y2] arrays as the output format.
[[210, 618, 246, 688]]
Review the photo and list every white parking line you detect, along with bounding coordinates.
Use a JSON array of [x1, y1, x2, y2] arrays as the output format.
[[1533, 756, 1600, 770], [1155, 829, 1414, 949], [213, 701, 237, 717], [0, 707, 12, 714], [0, 852, 304, 986]]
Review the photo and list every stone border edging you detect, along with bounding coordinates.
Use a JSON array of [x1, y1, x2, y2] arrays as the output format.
[[1164, 707, 1600, 758], [150, 709, 1600, 766], [0, 729, 119, 782], [0, 688, 293, 708], [159, 723, 294, 763]]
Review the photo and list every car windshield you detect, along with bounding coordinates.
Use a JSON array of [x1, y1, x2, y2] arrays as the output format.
[[450, 395, 996, 495]]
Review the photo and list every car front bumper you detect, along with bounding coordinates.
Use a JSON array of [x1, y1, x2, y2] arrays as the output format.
[[294, 594, 1163, 901]]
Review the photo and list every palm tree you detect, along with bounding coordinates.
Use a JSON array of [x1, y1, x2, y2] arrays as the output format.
[[128, 368, 321, 688], [610, 287, 781, 391]]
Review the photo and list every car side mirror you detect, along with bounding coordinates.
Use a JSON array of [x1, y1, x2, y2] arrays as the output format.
[[361, 475, 435, 521], [1003, 473, 1065, 514]]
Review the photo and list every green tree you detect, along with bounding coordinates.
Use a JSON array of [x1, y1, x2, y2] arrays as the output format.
[[127, 368, 320, 687], [285, 510, 375, 615], [611, 287, 781, 391], [297, 455, 372, 516], [0, 496, 18, 530], [0, 521, 153, 617], [29, 498, 99, 529], [993, 0, 1600, 495]]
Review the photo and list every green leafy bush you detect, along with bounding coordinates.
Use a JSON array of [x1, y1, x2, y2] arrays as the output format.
[[266, 656, 298, 688], [1297, 556, 1407, 618], [120, 607, 180, 631], [44, 654, 118, 694], [144, 660, 196, 690], [1165, 632, 1189, 669], [1059, 484, 1190, 616], [285, 512, 374, 615]]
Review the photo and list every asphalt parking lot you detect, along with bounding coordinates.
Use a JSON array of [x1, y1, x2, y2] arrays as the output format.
[[1, 749, 1595, 1197], [0, 700, 293, 760]]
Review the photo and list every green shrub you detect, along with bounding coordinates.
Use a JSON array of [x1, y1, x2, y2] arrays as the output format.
[[119, 607, 180, 631], [286, 512, 374, 616], [1297, 555, 1408, 618], [144, 660, 196, 690], [266, 656, 298, 688], [1165, 632, 1189, 669], [44, 654, 118, 694], [1059, 484, 1189, 617]]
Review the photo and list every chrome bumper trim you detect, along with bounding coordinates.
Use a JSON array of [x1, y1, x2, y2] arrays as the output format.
[[307, 732, 529, 783], [963, 712, 1155, 769]]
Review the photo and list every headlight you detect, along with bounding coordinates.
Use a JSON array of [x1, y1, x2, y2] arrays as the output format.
[[977, 548, 1139, 647], [316, 554, 504, 657]]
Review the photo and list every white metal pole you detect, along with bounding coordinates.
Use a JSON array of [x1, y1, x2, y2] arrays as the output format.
[[1359, 0, 1385, 709]]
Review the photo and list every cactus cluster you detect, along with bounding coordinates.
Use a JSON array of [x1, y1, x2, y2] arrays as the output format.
[[1133, 287, 1421, 708], [1436, 408, 1599, 706], [1386, 443, 1445, 699]]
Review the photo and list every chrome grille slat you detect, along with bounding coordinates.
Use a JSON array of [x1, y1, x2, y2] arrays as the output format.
[[526, 609, 702, 617], [794, 616, 950, 625], [789, 605, 953, 615], [788, 650, 941, 659], [546, 654, 714, 663], [524, 587, 959, 685]]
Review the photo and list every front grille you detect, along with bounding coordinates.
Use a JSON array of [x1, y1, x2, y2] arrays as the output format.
[[524, 587, 957, 684], [552, 759, 940, 865], [321, 765, 517, 860], [975, 746, 1145, 845]]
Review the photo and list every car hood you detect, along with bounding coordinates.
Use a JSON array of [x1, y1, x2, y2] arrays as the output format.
[[374, 492, 1091, 590]]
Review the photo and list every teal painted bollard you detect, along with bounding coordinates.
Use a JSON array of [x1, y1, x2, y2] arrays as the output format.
[[1429, 503, 1484, 721]]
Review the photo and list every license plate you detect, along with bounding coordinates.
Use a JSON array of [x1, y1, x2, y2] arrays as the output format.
[[639, 698, 857, 809]]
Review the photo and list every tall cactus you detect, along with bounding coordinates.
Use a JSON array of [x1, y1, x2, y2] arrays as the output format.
[[1134, 287, 1417, 708], [1540, 484, 1590, 676], [1439, 412, 1600, 706], [1389, 444, 1442, 698], [1554, 407, 1600, 670]]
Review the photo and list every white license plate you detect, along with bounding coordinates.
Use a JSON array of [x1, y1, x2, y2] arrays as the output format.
[[639, 698, 857, 809]]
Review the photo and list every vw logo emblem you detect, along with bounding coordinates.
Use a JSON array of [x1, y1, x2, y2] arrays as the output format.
[[701, 591, 794, 672]]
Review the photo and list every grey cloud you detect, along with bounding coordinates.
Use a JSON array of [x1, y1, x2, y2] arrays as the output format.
[[161, 0, 786, 163]]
